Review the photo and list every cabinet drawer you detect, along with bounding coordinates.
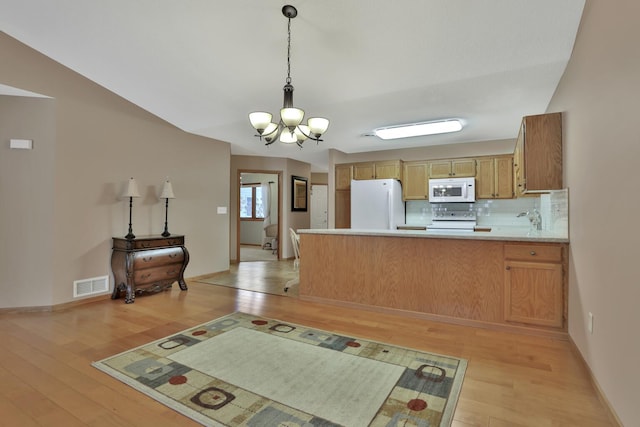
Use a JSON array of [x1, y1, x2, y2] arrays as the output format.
[[134, 237, 184, 249], [504, 244, 562, 262], [133, 247, 184, 269], [113, 236, 184, 250], [134, 264, 182, 285]]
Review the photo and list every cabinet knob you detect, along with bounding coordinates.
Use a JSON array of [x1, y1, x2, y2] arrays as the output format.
[[506, 266, 511, 271], [530, 251, 536, 256]]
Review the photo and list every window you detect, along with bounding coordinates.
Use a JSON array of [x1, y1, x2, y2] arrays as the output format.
[[240, 184, 265, 220]]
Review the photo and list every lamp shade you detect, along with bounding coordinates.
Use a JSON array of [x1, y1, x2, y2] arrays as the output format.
[[249, 112, 273, 133], [294, 124, 309, 142], [279, 130, 297, 144], [308, 117, 330, 136], [125, 177, 141, 198], [281, 107, 305, 128], [160, 179, 175, 199]]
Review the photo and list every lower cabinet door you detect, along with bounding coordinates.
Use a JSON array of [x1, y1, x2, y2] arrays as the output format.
[[504, 260, 563, 328]]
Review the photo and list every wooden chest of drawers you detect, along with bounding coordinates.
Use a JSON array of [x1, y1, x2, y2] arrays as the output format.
[[111, 235, 189, 303]]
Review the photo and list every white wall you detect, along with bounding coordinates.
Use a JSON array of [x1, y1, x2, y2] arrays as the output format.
[[547, 1, 640, 424]]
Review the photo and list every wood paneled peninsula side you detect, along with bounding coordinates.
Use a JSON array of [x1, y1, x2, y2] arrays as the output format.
[[298, 229, 569, 337]]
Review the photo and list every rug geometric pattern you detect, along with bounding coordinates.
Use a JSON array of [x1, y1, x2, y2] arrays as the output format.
[[92, 312, 466, 426]]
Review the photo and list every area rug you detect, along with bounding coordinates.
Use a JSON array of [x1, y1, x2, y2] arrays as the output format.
[[92, 312, 466, 426], [195, 261, 298, 297]]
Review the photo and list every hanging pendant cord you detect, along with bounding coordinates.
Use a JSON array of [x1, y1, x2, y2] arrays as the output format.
[[286, 17, 292, 84]]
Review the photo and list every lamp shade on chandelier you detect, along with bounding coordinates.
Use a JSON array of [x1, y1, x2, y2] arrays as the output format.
[[249, 5, 329, 148]]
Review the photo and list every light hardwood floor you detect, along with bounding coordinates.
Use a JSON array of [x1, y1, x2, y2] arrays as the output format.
[[0, 276, 615, 426]]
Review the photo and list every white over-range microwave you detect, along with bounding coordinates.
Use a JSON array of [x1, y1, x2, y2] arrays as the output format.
[[428, 177, 476, 203]]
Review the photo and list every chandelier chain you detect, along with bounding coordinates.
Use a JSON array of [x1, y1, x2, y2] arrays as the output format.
[[286, 16, 292, 84]]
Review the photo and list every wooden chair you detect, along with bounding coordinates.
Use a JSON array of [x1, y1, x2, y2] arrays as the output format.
[[284, 228, 300, 292]]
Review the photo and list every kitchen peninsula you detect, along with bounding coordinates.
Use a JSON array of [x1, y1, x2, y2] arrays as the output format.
[[298, 227, 569, 337]]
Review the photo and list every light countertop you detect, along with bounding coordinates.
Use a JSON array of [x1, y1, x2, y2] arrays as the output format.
[[298, 226, 569, 243]]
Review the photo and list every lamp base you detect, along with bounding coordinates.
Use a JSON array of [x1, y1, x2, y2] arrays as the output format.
[[161, 230, 171, 237], [125, 232, 136, 240]]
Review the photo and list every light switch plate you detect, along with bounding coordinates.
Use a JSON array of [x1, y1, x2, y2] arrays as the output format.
[[10, 139, 33, 149], [217, 206, 227, 214]]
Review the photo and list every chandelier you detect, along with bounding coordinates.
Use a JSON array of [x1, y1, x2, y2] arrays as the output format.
[[249, 5, 329, 148]]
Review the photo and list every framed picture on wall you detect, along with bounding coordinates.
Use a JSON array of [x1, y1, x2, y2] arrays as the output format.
[[291, 175, 308, 212]]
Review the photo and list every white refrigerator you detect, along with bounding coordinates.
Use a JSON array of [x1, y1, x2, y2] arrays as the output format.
[[350, 179, 405, 229]]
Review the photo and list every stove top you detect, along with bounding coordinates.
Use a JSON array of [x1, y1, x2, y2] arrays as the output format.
[[428, 210, 477, 230], [432, 211, 477, 221]]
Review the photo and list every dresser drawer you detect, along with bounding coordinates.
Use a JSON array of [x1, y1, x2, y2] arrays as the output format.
[[504, 244, 562, 262], [113, 236, 185, 250], [134, 264, 183, 285], [133, 247, 184, 269]]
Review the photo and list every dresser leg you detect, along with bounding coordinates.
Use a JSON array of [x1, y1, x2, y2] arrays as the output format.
[[111, 283, 125, 300], [125, 284, 135, 304], [178, 279, 188, 291]]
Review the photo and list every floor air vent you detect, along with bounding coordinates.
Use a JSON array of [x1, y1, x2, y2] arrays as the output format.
[[73, 275, 109, 298]]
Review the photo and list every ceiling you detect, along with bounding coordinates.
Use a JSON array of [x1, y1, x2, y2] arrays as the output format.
[[1, 0, 585, 171]]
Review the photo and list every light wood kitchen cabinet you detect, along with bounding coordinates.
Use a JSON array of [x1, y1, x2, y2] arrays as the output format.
[[351, 160, 403, 181], [476, 156, 514, 199], [335, 164, 353, 190], [335, 190, 351, 228], [402, 161, 429, 200], [429, 158, 476, 178], [353, 162, 375, 180], [374, 160, 402, 180], [504, 243, 564, 328], [300, 233, 569, 336], [514, 112, 563, 196]]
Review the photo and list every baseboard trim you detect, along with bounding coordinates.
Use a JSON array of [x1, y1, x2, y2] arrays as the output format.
[[0, 274, 214, 314], [568, 337, 623, 427], [299, 294, 569, 340], [0, 293, 112, 314]]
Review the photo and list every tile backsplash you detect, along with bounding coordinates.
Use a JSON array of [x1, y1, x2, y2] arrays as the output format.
[[405, 189, 569, 232]]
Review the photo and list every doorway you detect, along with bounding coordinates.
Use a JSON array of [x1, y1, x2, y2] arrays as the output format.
[[310, 184, 328, 229], [237, 170, 282, 263]]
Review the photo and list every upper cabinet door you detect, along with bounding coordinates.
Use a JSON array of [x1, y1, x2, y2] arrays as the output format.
[[516, 112, 563, 196], [429, 159, 476, 178], [476, 156, 514, 199], [402, 161, 429, 200], [374, 160, 402, 180], [353, 162, 375, 180], [335, 164, 353, 190], [494, 156, 514, 199]]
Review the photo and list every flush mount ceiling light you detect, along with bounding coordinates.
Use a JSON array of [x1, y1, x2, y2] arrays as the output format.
[[249, 5, 329, 148], [373, 119, 463, 140]]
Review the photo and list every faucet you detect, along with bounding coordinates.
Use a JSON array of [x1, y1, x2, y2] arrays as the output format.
[[517, 210, 542, 230]]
